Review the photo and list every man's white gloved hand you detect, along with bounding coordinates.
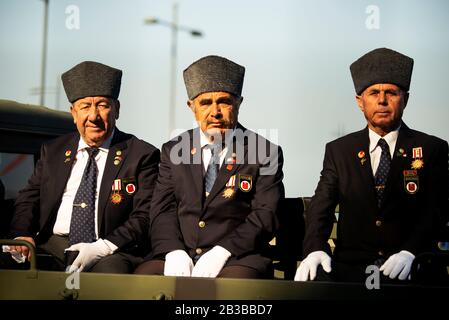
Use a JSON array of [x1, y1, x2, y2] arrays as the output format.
[[66, 239, 113, 272], [380, 250, 415, 280], [191, 246, 231, 278], [164, 250, 194, 277], [294, 250, 332, 281]]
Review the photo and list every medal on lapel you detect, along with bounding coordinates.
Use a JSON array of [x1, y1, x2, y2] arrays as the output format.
[[223, 175, 236, 198], [223, 188, 234, 198], [64, 150, 72, 163], [111, 179, 123, 204], [238, 174, 252, 192], [114, 150, 122, 166], [225, 153, 237, 171], [403, 170, 419, 194], [358, 150, 366, 165], [411, 147, 424, 170], [396, 148, 407, 158]]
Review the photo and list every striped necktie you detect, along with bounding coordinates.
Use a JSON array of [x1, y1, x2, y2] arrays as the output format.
[[374, 138, 391, 207], [204, 144, 220, 197]]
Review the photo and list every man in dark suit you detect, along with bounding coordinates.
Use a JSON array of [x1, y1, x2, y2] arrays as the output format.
[[295, 48, 448, 283], [135, 55, 284, 278], [3, 61, 159, 273]]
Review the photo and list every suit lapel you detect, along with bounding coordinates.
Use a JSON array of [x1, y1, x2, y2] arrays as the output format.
[[353, 128, 378, 207], [50, 133, 79, 214], [186, 128, 204, 205], [97, 130, 128, 230]]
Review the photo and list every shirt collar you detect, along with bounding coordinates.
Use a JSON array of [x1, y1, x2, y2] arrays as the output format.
[[368, 125, 400, 153], [199, 127, 235, 149], [77, 128, 115, 153]]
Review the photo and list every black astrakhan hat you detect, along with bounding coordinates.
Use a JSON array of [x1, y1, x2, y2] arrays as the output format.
[[183, 55, 245, 100], [61, 61, 122, 103], [350, 48, 414, 95]]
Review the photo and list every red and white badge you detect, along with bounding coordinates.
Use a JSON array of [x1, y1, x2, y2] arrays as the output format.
[[240, 180, 251, 191], [125, 183, 136, 195], [406, 181, 418, 194], [238, 174, 253, 192]]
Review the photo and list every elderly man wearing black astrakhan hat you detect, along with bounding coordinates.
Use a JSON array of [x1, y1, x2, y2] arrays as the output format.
[[135, 55, 285, 279], [295, 48, 448, 284], [5, 61, 160, 273]]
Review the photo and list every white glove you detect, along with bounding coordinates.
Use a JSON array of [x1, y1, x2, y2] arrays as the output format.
[[380, 250, 415, 280], [164, 250, 194, 277], [2, 246, 26, 263], [294, 250, 332, 281], [66, 239, 114, 272], [191, 246, 231, 278]]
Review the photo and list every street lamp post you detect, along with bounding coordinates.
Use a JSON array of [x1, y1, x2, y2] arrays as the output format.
[[144, 3, 203, 136], [40, 0, 49, 106]]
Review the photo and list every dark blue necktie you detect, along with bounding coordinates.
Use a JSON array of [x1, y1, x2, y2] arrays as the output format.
[[204, 145, 220, 196], [69, 147, 99, 246], [374, 138, 391, 207]]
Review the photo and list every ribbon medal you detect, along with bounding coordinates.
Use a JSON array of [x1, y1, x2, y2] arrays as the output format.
[[111, 179, 123, 204], [223, 175, 236, 199], [223, 174, 235, 199], [411, 147, 424, 170]]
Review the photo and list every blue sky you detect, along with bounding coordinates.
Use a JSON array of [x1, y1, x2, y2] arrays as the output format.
[[1, 0, 448, 196]]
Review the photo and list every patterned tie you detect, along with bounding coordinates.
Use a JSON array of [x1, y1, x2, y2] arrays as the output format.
[[374, 138, 391, 207], [204, 145, 220, 196], [69, 147, 99, 246]]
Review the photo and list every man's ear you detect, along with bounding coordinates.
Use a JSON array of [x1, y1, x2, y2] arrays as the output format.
[[115, 100, 120, 120], [70, 104, 76, 124], [236, 96, 243, 109], [403, 92, 409, 109], [187, 100, 195, 112], [355, 95, 364, 112]]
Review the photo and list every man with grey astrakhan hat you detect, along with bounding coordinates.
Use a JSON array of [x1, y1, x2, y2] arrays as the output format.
[[135, 55, 285, 279], [6, 61, 160, 273], [295, 48, 448, 283]]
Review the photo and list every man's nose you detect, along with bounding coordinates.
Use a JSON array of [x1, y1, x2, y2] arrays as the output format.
[[378, 92, 388, 105], [210, 103, 222, 117], [87, 106, 100, 121]]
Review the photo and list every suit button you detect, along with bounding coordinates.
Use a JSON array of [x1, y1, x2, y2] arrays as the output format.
[[195, 248, 203, 255], [375, 220, 382, 227], [198, 221, 206, 228], [378, 250, 384, 256]]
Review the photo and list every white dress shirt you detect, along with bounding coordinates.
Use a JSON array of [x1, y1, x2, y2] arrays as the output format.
[[368, 126, 400, 176], [53, 131, 115, 248], [200, 129, 235, 171]]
